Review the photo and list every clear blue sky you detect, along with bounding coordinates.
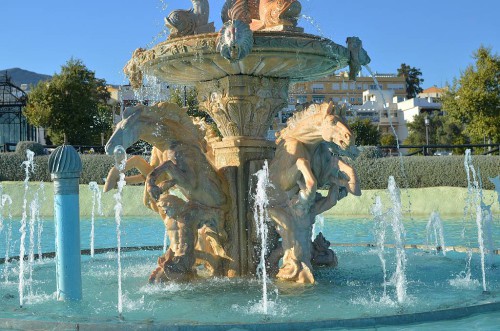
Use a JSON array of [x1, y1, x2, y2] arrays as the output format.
[[2, 0, 499, 88]]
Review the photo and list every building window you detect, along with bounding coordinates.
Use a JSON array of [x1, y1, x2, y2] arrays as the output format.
[[297, 95, 307, 104], [387, 83, 405, 90], [312, 95, 325, 103], [289, 96, 296, 104], [311, 83, 324, 93], [332, 83, 340, 90]]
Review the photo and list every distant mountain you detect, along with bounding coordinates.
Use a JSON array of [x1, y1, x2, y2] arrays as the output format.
[[1, 68, 51, 87]]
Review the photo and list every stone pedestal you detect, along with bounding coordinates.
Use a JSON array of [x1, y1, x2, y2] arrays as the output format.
[[197, 75, 288, 277], [213, 138, 275, 276]]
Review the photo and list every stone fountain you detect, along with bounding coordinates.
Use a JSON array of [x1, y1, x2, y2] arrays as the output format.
[[105, 0, 369, 284]]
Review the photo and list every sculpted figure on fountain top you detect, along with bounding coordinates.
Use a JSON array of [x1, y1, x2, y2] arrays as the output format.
[[222, 0, 302, 32], [251, 0, 302, 31], [165, 0, 215, 39], [221, 0, 260, 24], [347, 37, 371, 81]]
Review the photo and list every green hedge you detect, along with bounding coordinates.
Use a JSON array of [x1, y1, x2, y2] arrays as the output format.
[[0, 154, 115, 185], [355, 155, 500, 190], [0, 153, 499, 189]]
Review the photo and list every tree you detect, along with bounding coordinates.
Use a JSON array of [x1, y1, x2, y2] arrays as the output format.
[[397, 63, 424, 99], [348, 118, 380, 146], [169, 86, 210, 120], [441, 46, 500, 144], [403, 111, 468, 154], [24, 59, 111, 145], [169, 86, 221, 137], [380, 133, 397, 146], [404, 112, 444, 146]]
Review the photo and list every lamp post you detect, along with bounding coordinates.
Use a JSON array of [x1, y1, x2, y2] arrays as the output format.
[[424, 115, 430, 145], [424, 115, 430, 156]]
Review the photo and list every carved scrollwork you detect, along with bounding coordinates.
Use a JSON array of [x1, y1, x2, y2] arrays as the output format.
[[197, 76, 289, 138]]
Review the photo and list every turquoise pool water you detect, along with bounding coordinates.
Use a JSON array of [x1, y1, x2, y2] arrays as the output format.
[[0, 216, 498, 330]]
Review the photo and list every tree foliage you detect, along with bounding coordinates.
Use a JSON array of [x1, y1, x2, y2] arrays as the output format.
[[441, 46, 500, 143], [24, 59, 111, 145], [169, 86, 210, 120], [169, 86, 221, 136], [397, 63, 424, 99], [348, 118, 381, 146], [404, 112, 468, 154], [380, 133, 397, 146]]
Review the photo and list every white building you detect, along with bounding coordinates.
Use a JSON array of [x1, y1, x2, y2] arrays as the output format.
[[345, 87, 443, 144], [348, 90, 403, 137], [397, 97, 442, 142]]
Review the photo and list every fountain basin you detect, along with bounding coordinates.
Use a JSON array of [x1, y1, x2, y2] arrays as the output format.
[[1, 217, 499, 330], [134, 32, 351, 84]]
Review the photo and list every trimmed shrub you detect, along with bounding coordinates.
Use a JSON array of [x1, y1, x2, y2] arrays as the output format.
[[0, 153, 139, 185], [356, 146, 382, 160], [15, 141, 46, 156], [1, 153, 499, 190], [80, 155, 115, 185], [0, 153, 25, 181], [354, 155, 500, 190]]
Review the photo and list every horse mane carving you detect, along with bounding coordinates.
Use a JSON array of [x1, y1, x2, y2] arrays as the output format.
[[276, 102, 347, 143], [146, 102, 218, 163]]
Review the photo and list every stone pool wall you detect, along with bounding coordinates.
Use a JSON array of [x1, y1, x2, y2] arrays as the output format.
[[1, 182, 499, 218]]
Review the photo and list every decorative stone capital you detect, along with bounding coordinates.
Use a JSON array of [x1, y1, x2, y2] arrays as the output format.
[[197, 75, 289, 138], [48, 145, 82, 195]]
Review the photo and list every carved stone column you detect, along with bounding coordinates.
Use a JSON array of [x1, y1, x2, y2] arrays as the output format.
[[197, 75, 288, 276]]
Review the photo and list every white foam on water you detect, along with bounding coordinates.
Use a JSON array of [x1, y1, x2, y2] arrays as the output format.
[[138, 282, 189, 295], [122, 292, 146, 312], [25, 291, 56, 305], [350, 293, 398, 309], [122, 262, 157, 278], [232, 298, 289, 317], [449, 272, 481, 290]]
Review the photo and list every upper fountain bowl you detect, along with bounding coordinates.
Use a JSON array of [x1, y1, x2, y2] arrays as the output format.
[[125, 31, 362, 86]]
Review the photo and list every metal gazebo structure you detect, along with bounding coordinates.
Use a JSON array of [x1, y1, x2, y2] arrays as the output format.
[[0, 73, 39, 151]]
